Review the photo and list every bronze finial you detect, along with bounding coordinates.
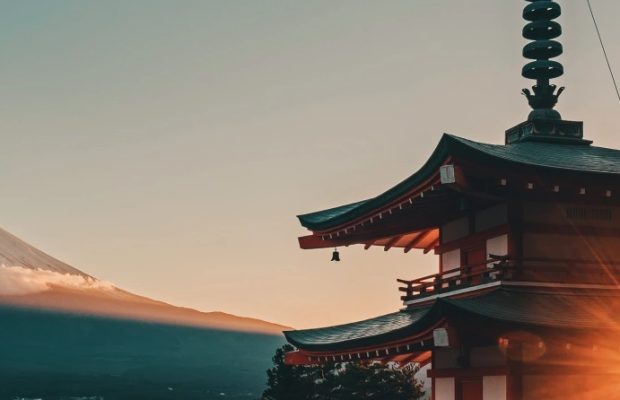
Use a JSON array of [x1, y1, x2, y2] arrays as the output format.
[[521, 0, 565, 120]]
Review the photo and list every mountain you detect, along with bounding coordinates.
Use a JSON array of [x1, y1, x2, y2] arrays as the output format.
[[0, 226, 289, 334], [0, 226, 88, 276], [0, 227, 287, 399]]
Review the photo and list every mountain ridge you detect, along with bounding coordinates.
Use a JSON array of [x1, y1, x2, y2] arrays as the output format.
[[0, 227, 290, 335]]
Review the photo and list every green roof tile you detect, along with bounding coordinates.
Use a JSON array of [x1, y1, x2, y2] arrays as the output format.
[[284, 288, 620, 351], [298, 134, 620, 231]]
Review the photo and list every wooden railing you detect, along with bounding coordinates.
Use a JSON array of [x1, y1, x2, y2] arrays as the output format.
[[397, 255, 516, 302]]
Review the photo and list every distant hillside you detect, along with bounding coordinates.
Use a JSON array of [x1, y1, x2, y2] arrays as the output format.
[[0, 226, 288, 399], [0, 306, 285, 399], [0, 284, 290, 335]]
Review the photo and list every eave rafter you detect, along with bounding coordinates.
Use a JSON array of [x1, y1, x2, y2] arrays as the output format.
[[404, 231, 432, 254], [298, 188, 454, 252], [308, 166, 448, 238], [384, 235, 403, 252], [284, 331, 440, 366], [285, 348, 432, 367], [423, 238, 440, 254]]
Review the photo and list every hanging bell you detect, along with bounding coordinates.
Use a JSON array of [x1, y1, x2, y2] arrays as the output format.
[[331, 248, 340, 262]]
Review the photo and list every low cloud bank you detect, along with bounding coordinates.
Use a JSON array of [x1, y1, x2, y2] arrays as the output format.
[[0, 265, 114, 295]]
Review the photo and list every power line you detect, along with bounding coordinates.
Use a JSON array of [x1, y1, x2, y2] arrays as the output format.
[[586, 0, 620, 103]]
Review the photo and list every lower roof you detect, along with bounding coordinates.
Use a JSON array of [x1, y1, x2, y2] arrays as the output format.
[[284, 286, 620, 352], [284, 306, 433, 352]]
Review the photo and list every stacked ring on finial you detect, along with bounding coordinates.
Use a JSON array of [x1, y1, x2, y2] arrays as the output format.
[[521, 0, 565, 120], [522, 0, 563, 82]]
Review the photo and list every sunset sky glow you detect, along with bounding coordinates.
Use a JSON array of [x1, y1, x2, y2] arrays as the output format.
[[0, 0, 619, 329]]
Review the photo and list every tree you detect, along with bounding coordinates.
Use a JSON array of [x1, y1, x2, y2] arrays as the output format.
[[261, 344, 321, 400], [262, 345, 425, 400]]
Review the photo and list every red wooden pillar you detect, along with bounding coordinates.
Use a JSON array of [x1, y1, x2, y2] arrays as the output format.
[[457, 376, 483, 400], [506, 372, 522, 400]]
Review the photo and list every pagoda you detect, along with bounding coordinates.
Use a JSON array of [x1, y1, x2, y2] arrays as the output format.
[[283, 1, 620, 399]]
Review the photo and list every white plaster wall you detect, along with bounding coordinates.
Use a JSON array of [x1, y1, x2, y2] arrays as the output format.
[[415, 364, 432, 400], [435, 377, 455, 400], [441, 249, 461, 277], [483, 375, 507, 400], [486, 234, 508, 267]]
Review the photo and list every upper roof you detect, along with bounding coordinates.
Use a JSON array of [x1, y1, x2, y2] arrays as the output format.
[[298, 134, 620, 231], [455, 136, 620, 175], [284, 286, 620, 352]]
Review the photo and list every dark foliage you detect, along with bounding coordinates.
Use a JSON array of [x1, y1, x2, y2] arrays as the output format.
[[262, 344, 319, 400]]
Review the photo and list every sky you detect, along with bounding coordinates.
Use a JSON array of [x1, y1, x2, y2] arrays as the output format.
[[0, 0, 618, 330]]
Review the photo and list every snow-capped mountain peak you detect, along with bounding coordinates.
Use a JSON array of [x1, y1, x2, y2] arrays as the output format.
[[0, 227, 289, 334]]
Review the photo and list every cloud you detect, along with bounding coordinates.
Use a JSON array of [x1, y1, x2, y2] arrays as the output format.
[[0, 265, 114, 296]]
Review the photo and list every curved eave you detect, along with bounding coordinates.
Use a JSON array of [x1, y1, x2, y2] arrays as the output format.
[[297, 134, 455, 231], [298, 134, 620, 232], [298, 227, 440, 252], [284, 304, 442, 352], [285, 348, 432, 366]]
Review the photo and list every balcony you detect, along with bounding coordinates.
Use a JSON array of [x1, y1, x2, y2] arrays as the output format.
[[398, 256, 515, 303]]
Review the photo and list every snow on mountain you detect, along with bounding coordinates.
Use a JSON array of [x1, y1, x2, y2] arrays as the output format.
[[0, 265, 113, 295], [0, 227, 289, 335], [0, 227, 89, 277]]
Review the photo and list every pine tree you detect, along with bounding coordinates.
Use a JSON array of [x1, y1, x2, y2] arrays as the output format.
[[261, 344, 320, 400]]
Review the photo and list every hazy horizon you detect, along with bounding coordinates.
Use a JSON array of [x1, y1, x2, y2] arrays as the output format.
[[0, 0, 618, 329]]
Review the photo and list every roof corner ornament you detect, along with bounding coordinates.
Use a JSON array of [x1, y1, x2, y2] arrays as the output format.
[[521, 0, 564, 121], [521, 85, 564, 111]]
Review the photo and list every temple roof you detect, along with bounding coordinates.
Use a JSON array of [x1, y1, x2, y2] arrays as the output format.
[[284, 307, 433, 352], [442, 286, 620, 329], [284, 287, 620, 352], [298, 134, 620, 231], [454, 136, 620, 175]]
